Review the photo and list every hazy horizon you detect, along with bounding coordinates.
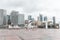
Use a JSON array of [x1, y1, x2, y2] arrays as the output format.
[[0, 0, 60, 23]]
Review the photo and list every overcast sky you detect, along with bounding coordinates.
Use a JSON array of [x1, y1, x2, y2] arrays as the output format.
[[0, 0, 60, 22]]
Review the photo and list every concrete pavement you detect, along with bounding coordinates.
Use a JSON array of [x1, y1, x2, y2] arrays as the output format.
[[0, 29, 60, 40]]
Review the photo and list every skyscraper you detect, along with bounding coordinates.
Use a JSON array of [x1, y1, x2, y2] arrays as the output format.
[[44, 16, 48, 29], [0, 9, 6, 25], [10, 11, 18, 25], [6, 15, 11, 25], [28, 15, 32, 20], [44, 16, 47, 21], [53, 16, 55, 25], [37, 16, 39, 21], [39, 14, 43, 22], [18, 14, 25, 26], [31, 18, 34, 21]]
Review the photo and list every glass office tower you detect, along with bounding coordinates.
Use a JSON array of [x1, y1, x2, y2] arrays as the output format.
[[28, 15, 32, 20], [0, 9, 6, 25], [18, 14, 25, 26], [39, 14, 43, 22], [53, 17, 55, 25], [11, 11, 18, 25], [44, 16, 47, 21]]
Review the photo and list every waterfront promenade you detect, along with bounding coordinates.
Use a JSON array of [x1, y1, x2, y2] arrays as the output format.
[[0, 28, 60, 40]]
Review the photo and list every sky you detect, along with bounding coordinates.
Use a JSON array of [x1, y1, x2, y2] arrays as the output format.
[[0, 0, 60, 23]]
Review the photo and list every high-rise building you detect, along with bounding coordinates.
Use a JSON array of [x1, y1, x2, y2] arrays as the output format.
[[39, 14, 43, 22], [37, 16, 39, 21], [28, 15, 32, 20], [0, 9, 6, 25], [10, 11, 18, 25], [53, 17, 55, 25], [31, 18, 34, 21], [6, 15, 11, 25], [18, 14, 25, 26], [3, 15, 7, 25], [44, 16, 47, 21]]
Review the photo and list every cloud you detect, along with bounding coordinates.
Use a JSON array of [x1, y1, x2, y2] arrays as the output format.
[[0, 0, 60, 17], [0, 0, 60, 22], [0, 0, 46, 13]]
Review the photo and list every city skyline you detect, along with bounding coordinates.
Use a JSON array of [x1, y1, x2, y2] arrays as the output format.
[[0, 9, 59, 29], [0, 0, 59, 40], [0, 9, 59, 23], [0, 0, 60, 22]]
